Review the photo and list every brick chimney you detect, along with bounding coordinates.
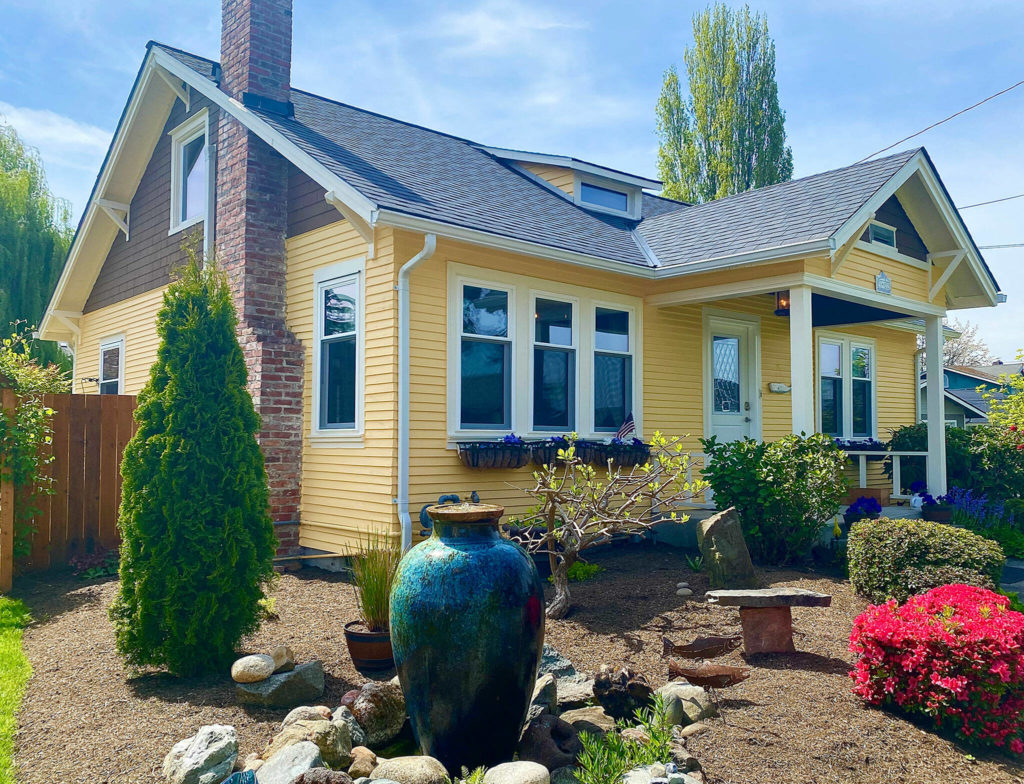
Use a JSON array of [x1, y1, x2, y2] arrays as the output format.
[[217, 0, 304, 552]]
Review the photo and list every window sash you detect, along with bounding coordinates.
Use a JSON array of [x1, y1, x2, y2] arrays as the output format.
[[316, 273, 360, 430], [460, 337, 511, 429], [533, 346, 575, 430], [818, 336, 874, 439], [594, 352, 632, 432], [99, 342, 122, 395]]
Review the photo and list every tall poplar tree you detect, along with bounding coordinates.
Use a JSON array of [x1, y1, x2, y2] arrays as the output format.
[[0, 119, 72, 366], [656, 4, 793, 203]]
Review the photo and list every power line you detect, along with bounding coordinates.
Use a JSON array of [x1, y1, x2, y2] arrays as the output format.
[[855, 78, 1024, 164], [959, 192, 1024, 210], [978, 244, 1024, 249]]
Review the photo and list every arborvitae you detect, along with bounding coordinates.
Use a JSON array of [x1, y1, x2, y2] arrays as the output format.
[[110, 246, 276, 676]]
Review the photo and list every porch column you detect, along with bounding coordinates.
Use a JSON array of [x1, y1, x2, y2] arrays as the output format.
[[925, 315, 947, 494], [789, 285, 815, 434]]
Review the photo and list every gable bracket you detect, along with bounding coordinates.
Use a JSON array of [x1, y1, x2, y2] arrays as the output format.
[[50, 310, 82, 338], [325, 190, 374, 256], [156, 67, 190, 110], [830, 214, 874, 275], [928, 249, 966, 302], [95, 198, 130, 240]]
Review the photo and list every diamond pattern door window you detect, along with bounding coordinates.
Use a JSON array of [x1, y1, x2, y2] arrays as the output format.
[[713, 336, 741, 413]]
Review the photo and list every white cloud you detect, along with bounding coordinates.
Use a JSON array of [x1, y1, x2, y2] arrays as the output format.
[[0, 101, 109, 170]]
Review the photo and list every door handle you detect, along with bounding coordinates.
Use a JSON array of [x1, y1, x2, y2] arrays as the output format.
[[744, 416, 751, 423]]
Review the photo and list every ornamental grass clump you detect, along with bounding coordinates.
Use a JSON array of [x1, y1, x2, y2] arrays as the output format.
[[109, 247, 276, 676], [848, 517, 1005, 604], [850, 584, 1024, 754], [352, 531, 401, 632]]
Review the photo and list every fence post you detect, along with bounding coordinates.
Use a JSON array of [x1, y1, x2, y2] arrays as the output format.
[[0, 385, 15, 593]]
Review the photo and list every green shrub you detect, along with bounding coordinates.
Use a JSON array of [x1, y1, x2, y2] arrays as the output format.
[[109, 249, 276, 676], [883, 423, 976, 493], [700, 433, 848, 565], [969, 424, 1024, 501], [848, 517, 1005, 603], [547, 561, 604, 584], [575, 695, 673, 784], [977, 525, 1024, 559]]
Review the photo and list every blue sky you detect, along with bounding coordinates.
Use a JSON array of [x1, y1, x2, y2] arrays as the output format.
[[1, 0, 1022, 358]]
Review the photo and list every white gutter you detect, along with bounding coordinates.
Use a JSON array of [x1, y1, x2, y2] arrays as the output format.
[[396, 233, 437, 551]]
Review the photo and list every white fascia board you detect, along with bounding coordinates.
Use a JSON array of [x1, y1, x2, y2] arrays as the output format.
[[831, 153, 923, 252], [477, 146, 662, 190], [881, 319, 960, 339], [151, 48, 377, 223]]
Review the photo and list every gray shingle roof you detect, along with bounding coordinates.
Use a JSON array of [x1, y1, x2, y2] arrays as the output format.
[[156, 43, 925, 272]]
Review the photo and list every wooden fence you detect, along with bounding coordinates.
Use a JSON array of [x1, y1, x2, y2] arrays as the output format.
[[0, 393, 137, 590]]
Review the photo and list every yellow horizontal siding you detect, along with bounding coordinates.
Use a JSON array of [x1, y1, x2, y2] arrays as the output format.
[[285, 222, 399, 554], [831, 247, 931, 303], [521, 163, 575, 195], [76, 285, 166, 395]]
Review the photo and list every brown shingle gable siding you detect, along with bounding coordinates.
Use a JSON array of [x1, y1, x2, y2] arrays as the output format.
[[286, 163, 339, 237], [859, 194, 929, 262], [84, 95, 217, 313]]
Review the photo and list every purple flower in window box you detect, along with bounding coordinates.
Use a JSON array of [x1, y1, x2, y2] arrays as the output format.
[[530, 435, 573, 466]]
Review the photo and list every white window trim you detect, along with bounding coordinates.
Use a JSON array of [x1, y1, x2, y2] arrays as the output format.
[[857, 219, 929, 271], [815, 331, 878, 440], [572, 172, 642, 219], [168, 109, 210, 235], [590, 298, 638, 434], [446, 262, 642, 441], [98, 335, 125, 395], [529, 291, 580, 433], [456, 278, 516, 434], [867, 219, 897, 248], [310, 257, 365, 446]]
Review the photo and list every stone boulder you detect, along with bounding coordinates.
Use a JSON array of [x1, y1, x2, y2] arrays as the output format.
[[556, 675, 594, 710], [350, 682, 407, 748], [231, 654, 276, 683], [262, 719, 352, 769], [333, 705, 368, 748], [369, 756, 447, 784], [696, 507, 757, 590], [270, 644, 296, 673], [291, 772, 356, 784], [162, 725, 238, 784], [348, 746, 378, 778], [236, 661, 325, 708], [256, 741, 324, 784], [656, 683, 717, 727], [539, 645, 577, 678], [283, 706, 333, 728], [559, 706, 615, 736], [549, 767, 577, 784], [483, 761, 550, 784], [593, 666, 652, 719], [527, 673, 557, 721], [518, 714, 581, 770]]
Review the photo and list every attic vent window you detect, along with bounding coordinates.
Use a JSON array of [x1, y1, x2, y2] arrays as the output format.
[[868, 221, 896, 248], [580, 182, 629, 213]]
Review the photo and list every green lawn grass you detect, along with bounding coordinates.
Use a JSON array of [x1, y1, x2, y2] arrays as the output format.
[[0, 598, 31, 784]]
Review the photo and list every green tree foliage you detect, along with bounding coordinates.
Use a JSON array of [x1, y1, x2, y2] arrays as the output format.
[[656, 4, 793, 203], [109, 245, 276, 676], [0, 120, 73, 367], [985, 349, 1024, 429]]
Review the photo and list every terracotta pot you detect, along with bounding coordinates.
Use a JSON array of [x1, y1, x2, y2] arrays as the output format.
[[344, 620, 394, 671]]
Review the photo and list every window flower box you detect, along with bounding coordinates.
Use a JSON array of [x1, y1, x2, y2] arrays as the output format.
[[457, 435, 531, 469], [530, 436, 572, 467], [581, 438, 651, 468]]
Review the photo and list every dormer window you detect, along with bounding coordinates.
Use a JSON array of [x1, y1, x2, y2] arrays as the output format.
[[169, 110, 210, 234], [867, 221, 896, 248], [580, 182, 629, 212]]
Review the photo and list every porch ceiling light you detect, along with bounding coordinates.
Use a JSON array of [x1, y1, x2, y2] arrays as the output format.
[[774, 290, 791, 317]]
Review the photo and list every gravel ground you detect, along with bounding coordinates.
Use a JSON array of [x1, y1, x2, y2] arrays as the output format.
[[13, 544, 1024, 784]]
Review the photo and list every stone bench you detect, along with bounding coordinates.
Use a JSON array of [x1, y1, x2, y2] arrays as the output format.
[[705, 588, 832, 654]]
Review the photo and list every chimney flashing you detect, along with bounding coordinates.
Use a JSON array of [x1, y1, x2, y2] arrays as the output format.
[[241, 91, 294, 117]]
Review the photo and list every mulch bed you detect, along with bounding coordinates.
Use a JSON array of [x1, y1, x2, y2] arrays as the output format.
[[13, 545, 1024, 784]]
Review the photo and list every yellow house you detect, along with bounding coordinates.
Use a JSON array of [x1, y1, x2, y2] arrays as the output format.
[[40, 0, 1002, 557]]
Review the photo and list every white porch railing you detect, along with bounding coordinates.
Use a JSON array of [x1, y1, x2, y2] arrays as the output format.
[[843, 449, 927, 500]]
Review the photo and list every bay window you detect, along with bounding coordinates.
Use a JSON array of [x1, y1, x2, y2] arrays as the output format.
[[817, 334, 875, 439]]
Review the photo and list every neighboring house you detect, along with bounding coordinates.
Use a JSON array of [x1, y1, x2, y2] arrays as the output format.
[[39, 0, 1003, 556], [919, 364, 1018, 427]]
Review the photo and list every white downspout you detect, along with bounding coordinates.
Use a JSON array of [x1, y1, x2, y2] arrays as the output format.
[[397, 233, 437, 551], [914, 347, 925, 422]]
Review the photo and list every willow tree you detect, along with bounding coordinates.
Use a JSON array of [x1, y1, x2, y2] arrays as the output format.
[[656, 4, 793, 203], [0, 120, 72, 367]]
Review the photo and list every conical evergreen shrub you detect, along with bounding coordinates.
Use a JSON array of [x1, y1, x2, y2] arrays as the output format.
[[110, 246, 276, 676]]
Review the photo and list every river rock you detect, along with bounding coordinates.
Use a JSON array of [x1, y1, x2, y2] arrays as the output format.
[[348, 746, 378, 778], [677, 722, 708, 739], [539, 645, 577, 678], [518, 714, 581, 770], [236, 661, 325, 708], [528, 673, 558, 721], [333, 705, 368, 747], [556, 675, 594, 709], [656, 683, 717, 726], [283, 706, 333, 728], [162, 725, 238, 784], [549, 767, 577, 784], [369, 755, 447, 784], [231, 654, 276, 683], [257, 741, 324, 784], [483, 761, 550, 784], [262, 719, 352, 768], [291, 772, 356, 784], [350, 682, 406, 748], [696, 507, 757, 590], [675, 588, 693, 597], [559, 706, 616, 736], [270, 644, 296, 673]]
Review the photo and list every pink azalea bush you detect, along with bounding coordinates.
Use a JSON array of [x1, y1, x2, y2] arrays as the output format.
[[850, 584, 1024, 754]]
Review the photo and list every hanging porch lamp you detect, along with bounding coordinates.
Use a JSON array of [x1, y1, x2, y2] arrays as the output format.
[[774, 290, 791, 317]]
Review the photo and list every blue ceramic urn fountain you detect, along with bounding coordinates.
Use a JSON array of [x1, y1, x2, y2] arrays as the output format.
[[390, 503, 545, 772]]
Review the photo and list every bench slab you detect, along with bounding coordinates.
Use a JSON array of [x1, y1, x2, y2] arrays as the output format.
[[705, 588, 832, 608]]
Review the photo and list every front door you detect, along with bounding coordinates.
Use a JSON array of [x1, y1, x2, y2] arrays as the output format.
[[705, 316, 759, 443]]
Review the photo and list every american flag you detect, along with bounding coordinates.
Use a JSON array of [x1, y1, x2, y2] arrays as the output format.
[[616, 412, 636, 440]]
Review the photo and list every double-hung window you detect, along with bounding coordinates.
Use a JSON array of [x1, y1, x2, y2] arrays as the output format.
[[169, 111, 209, 233], [460, 285, 512, 429], [818, 335, 875, 439], [317, 273, 359, 430], [594, 307, 633, 432], [532, 297, 575, 430], [98, 338, 124, 395]]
